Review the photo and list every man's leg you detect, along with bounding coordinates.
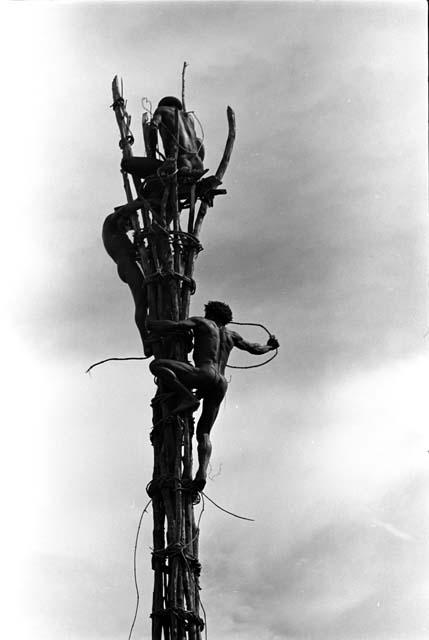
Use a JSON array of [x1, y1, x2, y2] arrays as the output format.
[[121, 156, 162, 179], [193, 400, 222, 491], [150, 359, 200, 413], [117, 258, 152, 355], [193, 376, 228, 490]]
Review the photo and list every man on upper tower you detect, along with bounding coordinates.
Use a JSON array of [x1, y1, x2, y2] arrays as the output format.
[[121, 96, 204, 183], [151, 96, 205, 176]]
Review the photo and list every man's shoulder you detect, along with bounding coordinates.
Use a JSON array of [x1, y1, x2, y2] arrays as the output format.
[[225, 327, 241, 340], [188, 316, 208, 328], [189, 317, 219, 332], [154, 105, 174, 117]]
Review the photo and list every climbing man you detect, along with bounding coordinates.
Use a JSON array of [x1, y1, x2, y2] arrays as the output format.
[[147, 301, 279, 490], [102, 200, 151, 356]]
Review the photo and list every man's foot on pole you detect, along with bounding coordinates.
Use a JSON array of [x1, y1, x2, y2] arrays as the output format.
[[192, 474, 206, 493]]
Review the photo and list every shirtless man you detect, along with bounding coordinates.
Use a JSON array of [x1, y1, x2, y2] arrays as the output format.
[[147, 301, 279, 490], [102, 200, 151, 356], [120, 96, 204, 217], [151, 96, 204, 175]]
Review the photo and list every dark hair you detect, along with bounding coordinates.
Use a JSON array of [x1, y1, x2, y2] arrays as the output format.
[[204, 301, 233, 325], [158, 96, 183, 110]]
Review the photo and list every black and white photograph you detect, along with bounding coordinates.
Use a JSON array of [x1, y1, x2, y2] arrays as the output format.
[[3, 1, 428, 639]]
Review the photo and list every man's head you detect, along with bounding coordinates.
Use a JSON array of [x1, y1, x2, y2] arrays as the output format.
[[158, 96, 183, 110], [204, 301, 233, 326]]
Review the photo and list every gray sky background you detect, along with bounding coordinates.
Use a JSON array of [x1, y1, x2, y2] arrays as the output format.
[[3, 1, 428, 639]]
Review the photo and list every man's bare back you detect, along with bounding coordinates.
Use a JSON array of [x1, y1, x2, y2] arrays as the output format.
[[151, 97, 204, 175], [185, 316, 232, 373]]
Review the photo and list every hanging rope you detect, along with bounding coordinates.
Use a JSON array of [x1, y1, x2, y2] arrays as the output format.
[[128, 499, 152, 640], [201, 491, 255, 522], [85, 356, 150, 375], [187, 110, 205, 146]]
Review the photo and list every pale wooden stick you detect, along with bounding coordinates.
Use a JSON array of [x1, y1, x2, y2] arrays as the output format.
[[182, 61, 189, 112]]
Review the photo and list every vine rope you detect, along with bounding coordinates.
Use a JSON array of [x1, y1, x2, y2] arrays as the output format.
[[226, 321, 279, 370]]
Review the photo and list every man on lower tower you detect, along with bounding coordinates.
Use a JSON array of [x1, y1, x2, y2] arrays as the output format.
[[147, 301, 279, 490]]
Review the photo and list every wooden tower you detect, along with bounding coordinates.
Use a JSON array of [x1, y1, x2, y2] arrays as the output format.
[[110, 73, 235, 639]]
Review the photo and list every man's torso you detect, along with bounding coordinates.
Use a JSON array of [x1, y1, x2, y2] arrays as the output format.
[[154, 107, 203, 171], [191, 318, 234, 375]]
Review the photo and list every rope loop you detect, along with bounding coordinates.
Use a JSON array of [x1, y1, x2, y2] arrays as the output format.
[[226, 321, 279, 370]]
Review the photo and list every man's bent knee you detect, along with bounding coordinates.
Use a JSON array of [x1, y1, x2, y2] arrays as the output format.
[[149, 359, 162, 376], [150, 360, 176, 383]]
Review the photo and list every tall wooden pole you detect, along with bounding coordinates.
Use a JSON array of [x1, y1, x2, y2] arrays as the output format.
[[111, 76, 235, 639]]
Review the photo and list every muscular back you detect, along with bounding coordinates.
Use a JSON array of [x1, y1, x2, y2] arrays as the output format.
[[190, 317, 235, 374], [153, 106, 204, 173]]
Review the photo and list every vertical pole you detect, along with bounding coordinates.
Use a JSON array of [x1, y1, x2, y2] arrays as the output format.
[[110, 78, 235, 639], [147, 105, 202, 640]]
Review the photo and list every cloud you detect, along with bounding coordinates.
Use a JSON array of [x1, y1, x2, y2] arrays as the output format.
[[371, 519, 414, 542]]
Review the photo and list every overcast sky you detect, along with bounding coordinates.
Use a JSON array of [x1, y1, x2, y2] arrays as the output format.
[[3, 1, 428, 639]]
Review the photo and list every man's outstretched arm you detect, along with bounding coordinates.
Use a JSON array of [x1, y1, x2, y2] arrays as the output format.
[[232, 331, 280, 355]]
